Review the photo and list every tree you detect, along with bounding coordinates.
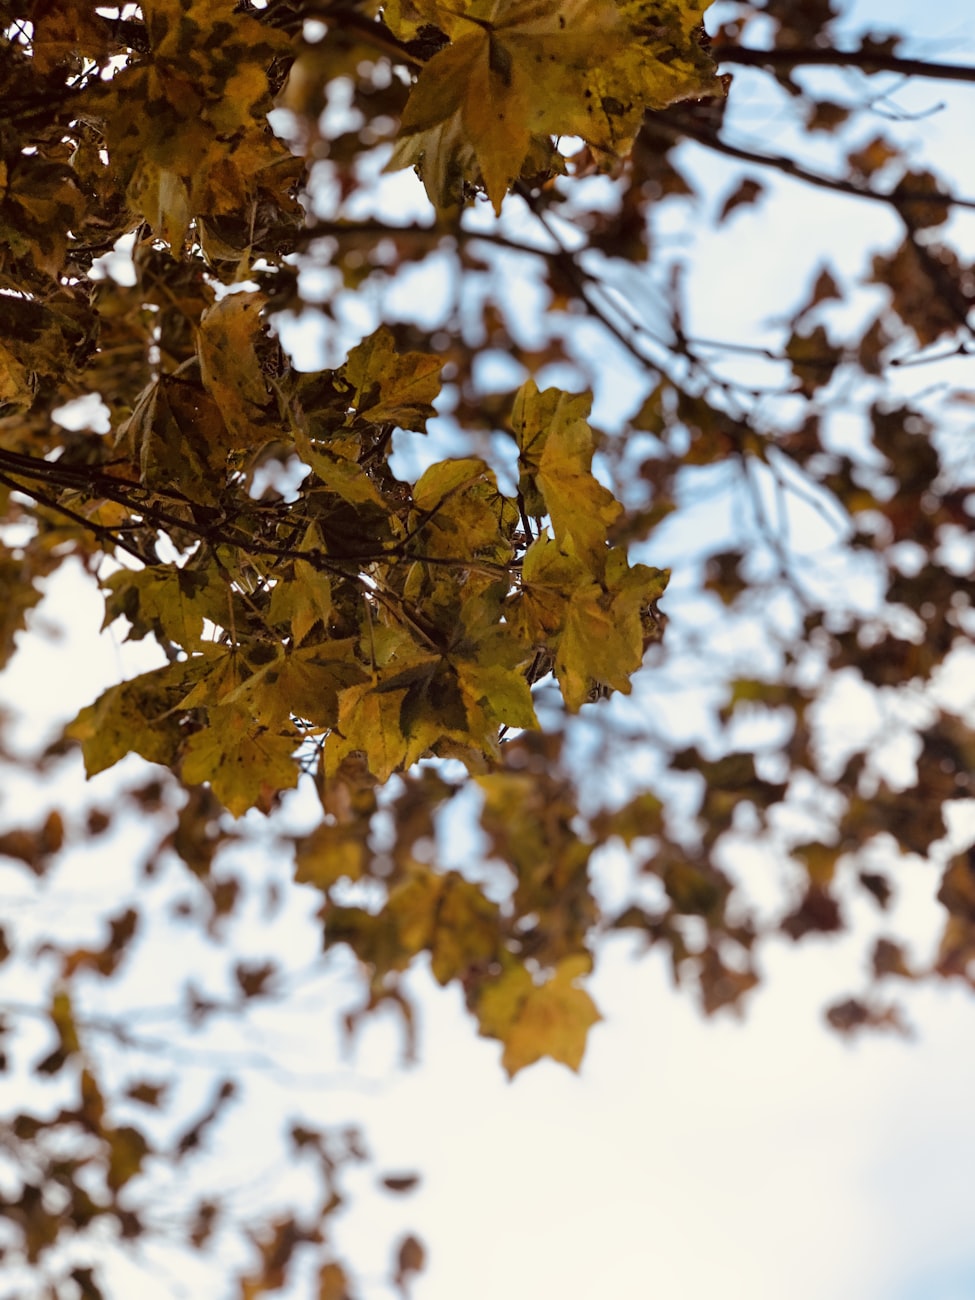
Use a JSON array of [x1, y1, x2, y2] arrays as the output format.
[[1, 0, 974, 1293]]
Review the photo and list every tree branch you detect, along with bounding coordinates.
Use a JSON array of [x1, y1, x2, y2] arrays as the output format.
[[711, 44, 975, 86], [0, 448, 516, 582], [0, 469, 150, 565], [643, 113, 975, 215]]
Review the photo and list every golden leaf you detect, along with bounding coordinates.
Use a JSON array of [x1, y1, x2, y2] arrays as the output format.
[[342, 326, 444, 430], [197, 292, 275, 446], [295, 821, 369, 890], [180, 704, 301, 816], [391, 0, 724, 211], [66, 662, 202, 777], [103, 565, 228, 649], [475, 953, 601, 1076]]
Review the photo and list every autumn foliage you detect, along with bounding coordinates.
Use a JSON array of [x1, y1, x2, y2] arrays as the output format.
[[2, 0, 975, 1293]]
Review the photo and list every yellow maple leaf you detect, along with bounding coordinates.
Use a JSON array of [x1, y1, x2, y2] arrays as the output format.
[[267, 550, 333, 646], [475, 954, 601, 1076], [103, 565, 228, 649], [295, 820, 369, 890], [389, 0, 723, 211], [66, 661, 202, 777], [225, 639, 367, 730], [292, 422, 388, 509], [428, 873, 502, 984], [180, 703, 301, 816], [511, 379, 620, 575], [342, 326, 444, 430], [508, 536, 668, 708], [454, 657, 539, 734], [555, 551, 669, 709], [412, 457, 519, 560], [197, 292, 275, 447], [128, 161, 193, 251], [506, 531, 585, 648], [328, 679, 414, 782], [177, 643, 248, 711]]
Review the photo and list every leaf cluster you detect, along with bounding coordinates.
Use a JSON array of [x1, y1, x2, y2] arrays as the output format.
[[4, 0, 975, 1292]]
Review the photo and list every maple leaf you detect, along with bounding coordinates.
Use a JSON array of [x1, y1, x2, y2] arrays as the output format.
[[180, 703, 302, 816], [0, 296, 86, 410], [412, 457, 519, 561], [226, 640, 367, 730], [327, 677, 415, 783], [474, 954, 601, 1076], [388, 0, 724, 211], [0, 157, 88, 281], [289, 327, 443, 509], [427, 873, 503, 984], [66, 662, 202, 777], [267, 554, 333, 646], [29, 0, 113, 74], [454, 652, 539, 734], [295, 820, 369, 890], [373, 866, 503, 983], [511, 380, 619, 576], [119, 373, 237, 497], [322, 860, 501, 989], [341, 326, 444, 431], [509, 535, 668, 708], [103, 564, 228, 650], [291, 421, 389, 510], [176, 643, 250, 712], [555, 550, 669, 709], [197, 292, 276, 447]]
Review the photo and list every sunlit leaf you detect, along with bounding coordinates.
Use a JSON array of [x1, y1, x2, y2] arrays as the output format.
[[475, 954, 601, 1076]]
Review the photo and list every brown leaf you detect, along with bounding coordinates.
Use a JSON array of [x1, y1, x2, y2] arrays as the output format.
[[105, 1125, 150, 1192], [785, 325, 842, 396], [781, 886, 842, 940], [893, 168, 951, 230], [871, 238, 971, 346], [858, 871, 892, 909], [847, 134, 901, 180], [825, 997, 908, 1036], [872, 938, 914, 980], [805, 99, 850, 133], [125, 1081, 168, 1108], [394, 1234, 426, 1294], [234, 961, 277, 999], [69, 1268, 107, 1300], [717, 177, 763, 222]]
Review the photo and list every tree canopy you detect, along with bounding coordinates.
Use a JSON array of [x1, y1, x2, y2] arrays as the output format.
[[2, 0, 975, 1294]]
